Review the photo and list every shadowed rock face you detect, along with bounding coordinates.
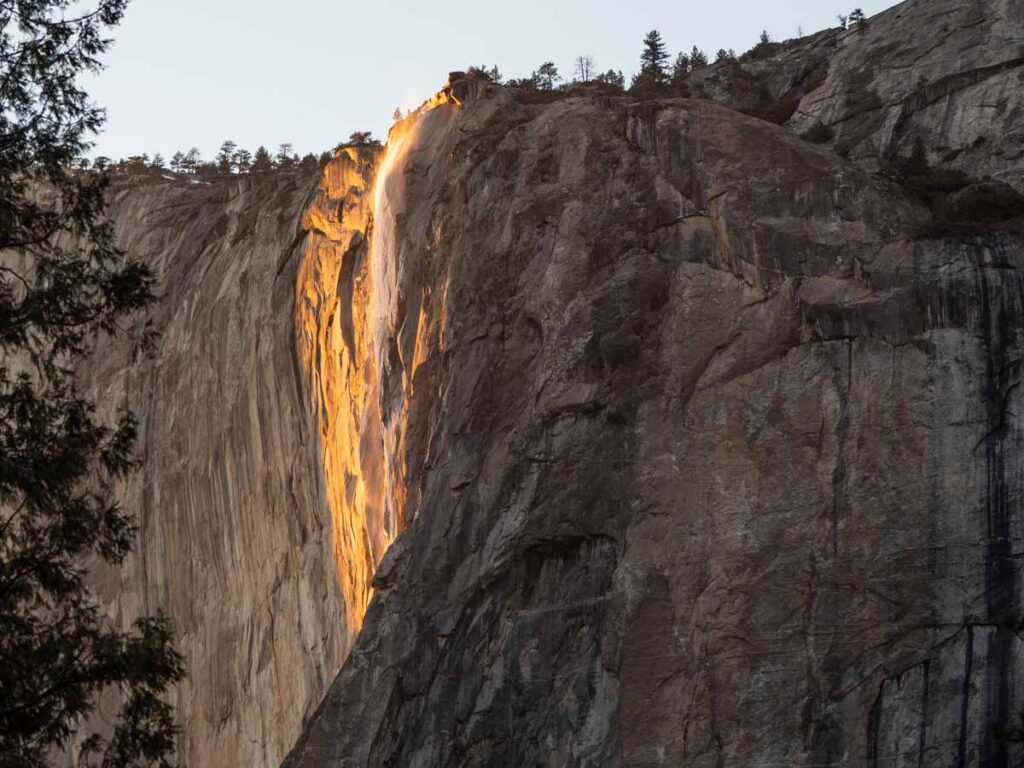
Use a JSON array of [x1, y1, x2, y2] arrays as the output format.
[[78, 1, 1024, 766], [283, 79, 1024, 768]]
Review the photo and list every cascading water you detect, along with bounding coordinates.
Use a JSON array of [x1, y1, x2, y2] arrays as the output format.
[[363, 87, 459, 544], [368, 118, 421, 540], [295, 86, 457, 650]]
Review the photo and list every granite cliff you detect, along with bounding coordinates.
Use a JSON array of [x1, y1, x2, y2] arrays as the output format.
[[82, 0, 1024, 765]]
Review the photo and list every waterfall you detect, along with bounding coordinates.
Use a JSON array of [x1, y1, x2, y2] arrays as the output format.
[[368, 119, 421, 540]]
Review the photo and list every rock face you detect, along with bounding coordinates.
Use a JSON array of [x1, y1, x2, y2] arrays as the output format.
[[690, 0, 1024, 190], [81, 1, 1024, 766], [283, 5, 1024, 767], [80, 170, 377, 767]]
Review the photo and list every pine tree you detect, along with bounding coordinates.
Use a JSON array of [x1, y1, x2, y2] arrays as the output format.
[[232, 148, 252, 174], [0, 1, 183, 765], [596, 69, 625, 89], [671, 52, 690, 87], [642, 30, 669, 75], [276, 143, 295, 170], [393, 107, 403, 122], [216, 140, 237, 174], [532, 62, 561, 91], [690, 47, 709, 70], [252, 146, 273, 173], [170, 151, 185, 174], [184, 147, 201, 174], [632, 30, 670, 94], [319, 151, 333, 166], [299, 153, 319, 172], [150, 153, 165, 170], [849, 8, 868, 32]]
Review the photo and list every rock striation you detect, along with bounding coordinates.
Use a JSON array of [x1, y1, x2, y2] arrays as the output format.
[[689, 0, 1024, 191], [79, 0, 1024, 765], [284, 3, 1024, 766], [79, 170, 372, 767]]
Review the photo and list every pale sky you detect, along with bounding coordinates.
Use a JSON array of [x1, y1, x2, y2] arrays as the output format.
[[85, 0, 901, 162]]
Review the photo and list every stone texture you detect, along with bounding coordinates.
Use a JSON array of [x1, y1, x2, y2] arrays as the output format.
[[78, 170, 368, 768], [689, 0, 1024, 191], [74, 0, 1024, 765], [285, 41, 1024, 768]]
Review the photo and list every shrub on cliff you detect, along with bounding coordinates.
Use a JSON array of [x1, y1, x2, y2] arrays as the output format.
[[467, 65, 502, 83], [0, 1, 184, 765], [595, 69, 626, 90]]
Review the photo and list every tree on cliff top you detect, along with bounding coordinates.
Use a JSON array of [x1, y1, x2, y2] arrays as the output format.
[[251, 145, 273, 173], [184, 146, 201, 174], [0, 1, 184, 765], [467, 64, 502, 83], [532, 62, 561, 91], [631, 30, 670, 94], [233, 148, 253, 174], [216, 140, 237, 175], [849, 8, 868, 32], [595, 69, 625, 89], [671, 52, 690, 86], [276, 143, 295, 170]]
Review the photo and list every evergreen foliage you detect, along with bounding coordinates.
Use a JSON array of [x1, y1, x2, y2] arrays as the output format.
[[631, 29, 670, 94], [532, 62, 561, 91], [0, 1, 184, 764]]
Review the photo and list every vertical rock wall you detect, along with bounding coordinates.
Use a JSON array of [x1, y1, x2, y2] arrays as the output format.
[[285, 76, 1024, 767], [297, 145, 387, 637], [689, 0, 1024, 189], [79, 165, 386, 767]]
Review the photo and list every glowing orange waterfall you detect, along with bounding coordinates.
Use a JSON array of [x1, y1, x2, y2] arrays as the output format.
[[368, 116, 421, 540], [294, 86, 457, 646]]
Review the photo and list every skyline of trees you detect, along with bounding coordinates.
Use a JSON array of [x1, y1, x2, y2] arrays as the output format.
[[476, 13, 821, 101], [87, 141, 336, 177], [91, 7, 871, 169]]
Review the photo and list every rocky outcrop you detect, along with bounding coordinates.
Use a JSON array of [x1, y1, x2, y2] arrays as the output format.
[[285, 44, 1024, 768], [689, 0, 1024, 191]]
